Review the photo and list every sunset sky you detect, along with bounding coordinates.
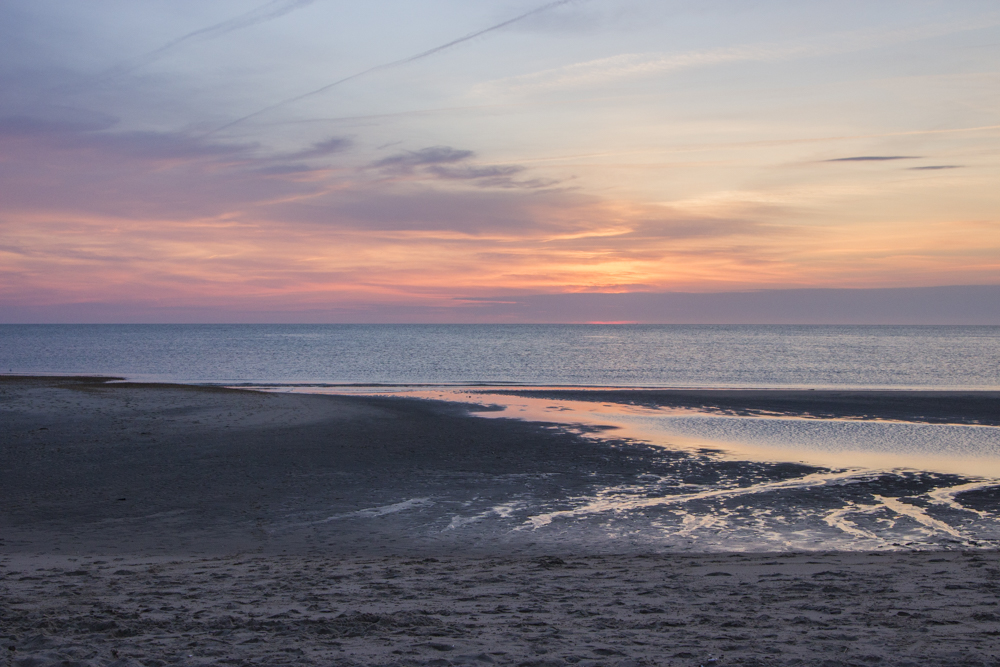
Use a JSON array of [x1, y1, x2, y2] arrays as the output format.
[[2, 0, 999, 322]]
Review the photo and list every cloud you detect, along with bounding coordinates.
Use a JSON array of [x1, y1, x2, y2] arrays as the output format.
[[426, 164, 555, 189], [210, 0, 579, 133], [451, 286, 1000, 325], [104, 0, 320, 76], [474, 16, 1000, 97], [477, 47, 781, 96], [371, 145, 554, 189], [0, 106, 119, 136], [628, 216, 771, 240], [824, 156, 920, 162], [4, 286, 1000, 324], [373, 146, 474, 171], [12, 125, 256, 163], [283, 136, 352, 160], [253, 163, 325, 176], [253, 186, 780, 245], [0, 123, 555, 230], [908, 165, 962, 170], [427, 164, 525, 180], [0, 125, 299, 220], [88, 131, 255, 161], [259, 186, 589, 234]]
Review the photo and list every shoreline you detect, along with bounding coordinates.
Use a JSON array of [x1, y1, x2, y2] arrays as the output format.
[[487, 387, 1000, 426], [2, 374, 999, 555], [7, 374, 999, 422]]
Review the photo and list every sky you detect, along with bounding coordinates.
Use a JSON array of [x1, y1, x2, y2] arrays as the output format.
[[1, 0, 998, 323]]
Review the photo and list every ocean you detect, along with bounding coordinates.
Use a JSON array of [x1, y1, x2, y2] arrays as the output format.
[[2, 323, 999, 388]]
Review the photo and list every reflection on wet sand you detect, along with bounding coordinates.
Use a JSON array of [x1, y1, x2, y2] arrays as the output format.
[[268, 385, 1000, 552], [460, 391, 1000, 476], [297, 386, 1000, 474]]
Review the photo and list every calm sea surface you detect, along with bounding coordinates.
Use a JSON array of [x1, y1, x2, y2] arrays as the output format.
[[2, 324, 999, 388]]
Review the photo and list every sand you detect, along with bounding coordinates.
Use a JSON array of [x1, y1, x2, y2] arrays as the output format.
[[2, 375, 683, 556], [488, 389, 1000, 426], [3, 551, 1000, 667], [3, 376, 1000, 666]]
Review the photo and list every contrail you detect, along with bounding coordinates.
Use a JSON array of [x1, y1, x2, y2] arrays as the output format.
[[105, 0, 319, 77], [208, 0, 578, 135]]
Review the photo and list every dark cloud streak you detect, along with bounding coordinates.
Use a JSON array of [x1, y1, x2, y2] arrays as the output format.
[[824, 156, 920, 162], [0, 107, 118, 135], [281, 136, 352, 159], [428, 164, 525, 180], [371, 145, 554, 188], [373, 146, 474, 170]]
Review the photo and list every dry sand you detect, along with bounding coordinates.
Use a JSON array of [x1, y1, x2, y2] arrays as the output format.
[[3, 376, 1000, 666], [3, 551, 1000, 667]]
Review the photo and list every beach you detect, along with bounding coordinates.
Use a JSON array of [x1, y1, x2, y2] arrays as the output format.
[[490, 388, 1000, 426], [3, 375, 1000, 666], [4, 550, 999, 667]]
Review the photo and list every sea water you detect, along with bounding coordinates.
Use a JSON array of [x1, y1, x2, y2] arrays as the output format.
[[2, 323, 998, 388]]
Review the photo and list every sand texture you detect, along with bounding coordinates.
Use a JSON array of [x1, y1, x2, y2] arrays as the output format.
[[3, 376, 1000, 666], [3, 551, 1000, 667]]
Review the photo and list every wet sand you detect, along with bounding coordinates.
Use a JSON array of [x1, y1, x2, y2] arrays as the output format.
[[489, 388, 1000, 426], [2, 375, 693, 556], [3, 375, 1000, 666]]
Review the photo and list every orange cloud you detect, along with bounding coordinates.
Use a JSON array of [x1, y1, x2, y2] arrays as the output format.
[[1, 113, 998, 320]]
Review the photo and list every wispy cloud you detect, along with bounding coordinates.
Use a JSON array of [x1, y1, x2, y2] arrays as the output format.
[[824, 156, 919, 162], [476, 46, 795, 95], [513, 124, 1000, 165], [373, 146, 474, 171], [280, 137, 352, 160], [909, 165, 962, 170], [430, 165, 556, 190], [428, 164, 524, 180], [370, 145, 554, 189], [103, 0, 320, 77], [0, 106, 118, 136], [209, 0, 580, 134], [474, 16, 1000, 97]]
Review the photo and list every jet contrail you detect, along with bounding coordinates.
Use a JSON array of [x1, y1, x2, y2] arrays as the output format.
[[208, 0, 578, 135], [105, 0, 319, 77]]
